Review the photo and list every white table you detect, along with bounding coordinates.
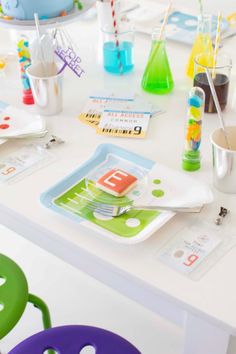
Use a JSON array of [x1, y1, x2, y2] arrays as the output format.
[[0, 7, 236, 354]]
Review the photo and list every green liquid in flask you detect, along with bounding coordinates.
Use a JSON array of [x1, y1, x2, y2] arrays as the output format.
[[142, 40, 174, 95]]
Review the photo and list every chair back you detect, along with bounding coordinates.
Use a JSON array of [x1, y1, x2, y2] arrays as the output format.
[[9, 325, 141, 354], [0, 254, 28, 339]]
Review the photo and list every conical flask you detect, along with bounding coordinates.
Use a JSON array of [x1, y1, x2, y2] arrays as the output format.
[[141, 27, 174, 94], [186, 14, 213, 79]]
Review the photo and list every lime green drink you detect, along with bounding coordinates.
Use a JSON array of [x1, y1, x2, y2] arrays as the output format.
[[142, 29, 174, 95]]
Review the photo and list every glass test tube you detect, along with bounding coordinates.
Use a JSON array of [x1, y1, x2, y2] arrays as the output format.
[[17, 37, 34, 105], [182, 87, 205, 171]]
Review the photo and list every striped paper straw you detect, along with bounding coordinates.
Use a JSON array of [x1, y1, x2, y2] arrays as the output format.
[[147, 1, 172, 66], [159, 2, 172, 41], [110, 0, 123, 74], [198, 0, 203, 17], [212, 12, 222, 79]]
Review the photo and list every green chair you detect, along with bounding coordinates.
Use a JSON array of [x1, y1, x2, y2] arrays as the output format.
[[0, 253, 51, 339]]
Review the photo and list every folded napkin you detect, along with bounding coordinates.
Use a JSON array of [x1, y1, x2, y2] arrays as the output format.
[[0, 102, 46, 139], [132, 162, 213, 208]]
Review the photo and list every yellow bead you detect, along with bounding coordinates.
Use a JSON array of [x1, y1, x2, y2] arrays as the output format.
[[0, 59, 6, 69], [188, 106, 202, 120]]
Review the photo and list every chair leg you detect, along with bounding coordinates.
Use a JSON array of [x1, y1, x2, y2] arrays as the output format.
[[28, 293, 52, 329], [28, 294, 54, 354]]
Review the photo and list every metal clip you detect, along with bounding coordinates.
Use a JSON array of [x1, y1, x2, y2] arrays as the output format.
[[44, 135, 65, 149], [215, 207, 229, 225]]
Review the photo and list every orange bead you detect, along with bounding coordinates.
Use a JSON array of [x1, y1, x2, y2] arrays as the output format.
[[3, 15, 13, 20]]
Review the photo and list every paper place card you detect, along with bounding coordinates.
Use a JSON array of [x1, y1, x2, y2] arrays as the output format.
[[0, 145, 50, 182], [159, 224, 222, 275], [78, 92, 135, 128], [55, 46, 85, 78], [96, 107, 151, 138]]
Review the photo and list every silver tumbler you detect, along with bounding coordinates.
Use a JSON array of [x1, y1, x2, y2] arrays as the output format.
[[211, 126, 236, 193], [27, 63, 63, 116]]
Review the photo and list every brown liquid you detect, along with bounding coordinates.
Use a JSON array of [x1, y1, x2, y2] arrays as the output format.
[[193, 73, 229, 113]]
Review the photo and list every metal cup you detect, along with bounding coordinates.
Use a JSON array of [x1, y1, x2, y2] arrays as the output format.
[[26, 63, 63, 116], [211, 126, 236, 193]]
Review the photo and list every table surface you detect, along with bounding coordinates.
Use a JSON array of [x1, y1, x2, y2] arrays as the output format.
[[0, 0, 236, 335]]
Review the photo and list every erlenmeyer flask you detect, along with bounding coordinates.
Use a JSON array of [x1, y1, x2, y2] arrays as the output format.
[[186, 14, 213, 79], [141, 27, 174, 94]]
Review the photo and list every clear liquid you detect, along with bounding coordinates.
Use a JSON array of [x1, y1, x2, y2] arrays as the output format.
[[103, 41, 134, 74], [186, 33, 213, 79], [141, 40, 174, 94]]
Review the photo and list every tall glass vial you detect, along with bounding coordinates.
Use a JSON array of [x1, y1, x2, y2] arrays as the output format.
[[186, 14, 213, 79], [182, 87, 205, 171], [141, 27, 174, 94]]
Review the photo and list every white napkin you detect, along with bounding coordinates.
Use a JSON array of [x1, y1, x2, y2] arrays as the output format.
[[0, 106, 46, 139], [132, 162, 213, 208]]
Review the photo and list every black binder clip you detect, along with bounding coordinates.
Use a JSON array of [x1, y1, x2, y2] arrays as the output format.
[[44, 135, 65, 149], [215, 207, 229, 226]]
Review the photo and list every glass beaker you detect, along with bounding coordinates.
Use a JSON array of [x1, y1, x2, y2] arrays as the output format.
[[102, 25, 134, 75], [194, 53, 232, 113], [141, 27, 174, 95], [186, 14, 213, 79], [96, 1, 121, 65]]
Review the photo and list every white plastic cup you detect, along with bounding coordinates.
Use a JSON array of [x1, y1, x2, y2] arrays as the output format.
[[27, 63, 63, 116]]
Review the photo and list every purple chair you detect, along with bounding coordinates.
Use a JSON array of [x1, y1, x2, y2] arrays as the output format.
[[8, 325, 141, 354]]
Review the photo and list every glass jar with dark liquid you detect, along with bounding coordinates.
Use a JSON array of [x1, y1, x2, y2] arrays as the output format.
[[194, 53, 232, 113]]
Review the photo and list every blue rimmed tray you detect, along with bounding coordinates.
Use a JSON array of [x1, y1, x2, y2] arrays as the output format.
[[40, 143, 212, 244]]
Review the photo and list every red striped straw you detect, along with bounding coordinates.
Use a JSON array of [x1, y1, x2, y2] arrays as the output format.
[[110, 0, 123, 74]]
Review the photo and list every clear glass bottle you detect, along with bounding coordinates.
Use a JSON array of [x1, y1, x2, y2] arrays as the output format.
[[186, 14, 213, 79], [141, 27, 174, 94]]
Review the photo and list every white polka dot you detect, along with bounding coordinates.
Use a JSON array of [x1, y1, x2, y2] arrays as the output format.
[[185, 19, 197, 27], [93, 212, 113, 221], [125, 218, 141, 228], [171, 16, 179, 22]]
